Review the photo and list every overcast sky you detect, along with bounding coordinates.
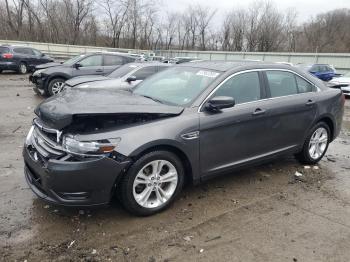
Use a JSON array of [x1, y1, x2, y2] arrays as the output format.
[[163, 0, 350, 24]]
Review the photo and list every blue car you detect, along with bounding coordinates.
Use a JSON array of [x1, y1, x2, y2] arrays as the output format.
[[296, 63, 336, 81]]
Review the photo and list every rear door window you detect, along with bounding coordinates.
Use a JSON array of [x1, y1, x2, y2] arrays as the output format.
[[13, 48, 26, 54], [104, 55, 123, 66], [265, 71, 298, 97], [14, 48, 34, 55], [214, 71, 261, 105], [79, 55, 103, 67]]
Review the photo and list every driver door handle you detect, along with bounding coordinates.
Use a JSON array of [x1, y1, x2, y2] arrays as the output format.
[[95, 69, 103, 73], [306, 99, 315, 106], [252, 108, 266, 116]]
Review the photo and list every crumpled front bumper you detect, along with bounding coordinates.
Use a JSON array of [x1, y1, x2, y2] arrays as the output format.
[[23, 145, 131, 207]]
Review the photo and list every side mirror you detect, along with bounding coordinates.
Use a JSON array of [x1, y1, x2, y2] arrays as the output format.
[[205, 96, 235, 111], [41, 53, 45, 57], [74, 63, 82, 69], [126, 75, 137, 82]]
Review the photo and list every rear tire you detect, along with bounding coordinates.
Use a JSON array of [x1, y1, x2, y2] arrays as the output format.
[[295, 122, 330, 164], [47, 78, 66, 96], [119, 150, 185, 216], [18, 62, 28, 74], [0, 69, 2, 74]]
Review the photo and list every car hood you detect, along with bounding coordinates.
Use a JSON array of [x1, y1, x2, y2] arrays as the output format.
[[35, 62, 63, 70], [65, 75, 111, 87], [35, 88, 184, 130]]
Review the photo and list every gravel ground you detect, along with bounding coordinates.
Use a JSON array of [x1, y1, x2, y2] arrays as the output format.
[[0, 72, 350, 262]]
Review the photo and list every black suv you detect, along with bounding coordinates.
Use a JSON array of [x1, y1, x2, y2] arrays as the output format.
[[0, 45, 53, 74], [29, 52, 137, 96]]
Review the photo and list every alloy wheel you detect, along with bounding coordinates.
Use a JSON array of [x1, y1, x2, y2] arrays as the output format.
[[132, 160, 178, 208], [308, 127, 328, 160], [51, 82, 65, 94]]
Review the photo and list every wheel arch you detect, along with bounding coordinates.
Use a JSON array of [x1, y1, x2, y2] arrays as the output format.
[[129, 143, 194, 185], [47, 73, 69, 83], [314, 114, 335, 141], [111, 142, 195, 203]]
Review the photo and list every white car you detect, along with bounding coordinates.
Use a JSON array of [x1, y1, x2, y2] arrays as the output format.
[[329, 72, 350, 97]]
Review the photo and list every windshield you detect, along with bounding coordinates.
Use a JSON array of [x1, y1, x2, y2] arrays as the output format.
[[108, 64, 138, 78], [63, 54, 86, 65], [133, 66, 221, 106]]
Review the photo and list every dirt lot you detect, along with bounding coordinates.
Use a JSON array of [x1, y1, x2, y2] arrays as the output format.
[[0, 72, 350, 262]]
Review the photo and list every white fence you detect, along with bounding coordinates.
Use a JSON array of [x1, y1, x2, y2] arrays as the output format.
[[1, 39, 350, 73], [0, 39, 148, 59], [158, 50, 350, 74]]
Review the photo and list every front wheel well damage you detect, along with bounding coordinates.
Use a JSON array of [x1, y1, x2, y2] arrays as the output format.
[[113, 145, 194, 196]]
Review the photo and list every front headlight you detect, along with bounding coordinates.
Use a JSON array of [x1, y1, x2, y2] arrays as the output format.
[[33, 69, 45, 77], [62, 136, 121, 155], [25, 126, 34, 145]]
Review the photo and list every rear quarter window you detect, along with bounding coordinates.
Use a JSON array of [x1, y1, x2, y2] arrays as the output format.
[[296, 76, 314, 93]]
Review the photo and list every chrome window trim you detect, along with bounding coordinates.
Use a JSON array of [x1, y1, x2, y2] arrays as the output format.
[[198, 68, 320, 113]]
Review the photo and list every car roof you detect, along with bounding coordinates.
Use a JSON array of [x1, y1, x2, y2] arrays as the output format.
[[297, 63, 330, 66], [84, 51, 136, 59], [177, 60, 282, 72], [127, 61, 172, 67]]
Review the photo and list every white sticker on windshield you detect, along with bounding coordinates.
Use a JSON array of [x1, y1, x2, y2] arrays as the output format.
[[196, 70, 219, 78]]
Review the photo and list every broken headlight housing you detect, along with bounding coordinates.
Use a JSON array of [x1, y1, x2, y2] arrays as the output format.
[[32, 69, 45, 77], [62, 136, 121, 156]]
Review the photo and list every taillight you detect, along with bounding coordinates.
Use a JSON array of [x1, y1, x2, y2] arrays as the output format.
[[2, 53, 13, 59]]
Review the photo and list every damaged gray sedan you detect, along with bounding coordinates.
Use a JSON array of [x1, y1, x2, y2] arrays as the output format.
[[23, 61, 345, 216]]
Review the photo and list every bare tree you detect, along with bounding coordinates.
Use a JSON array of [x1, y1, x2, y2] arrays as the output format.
[[196, 5, 216, 50], [0, 0, 349, 53], [100, 0, 129, 47]]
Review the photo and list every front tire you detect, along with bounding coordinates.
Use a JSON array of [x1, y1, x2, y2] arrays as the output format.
[[47, 78, 66, 96], [119, 151, 185, 216], [296, 122, 330, 164]]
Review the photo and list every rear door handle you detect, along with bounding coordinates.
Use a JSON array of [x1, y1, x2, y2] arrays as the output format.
[[252, 108, 266, 116], [306, 99, 315, 106], [95, 69, 103, 73]]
